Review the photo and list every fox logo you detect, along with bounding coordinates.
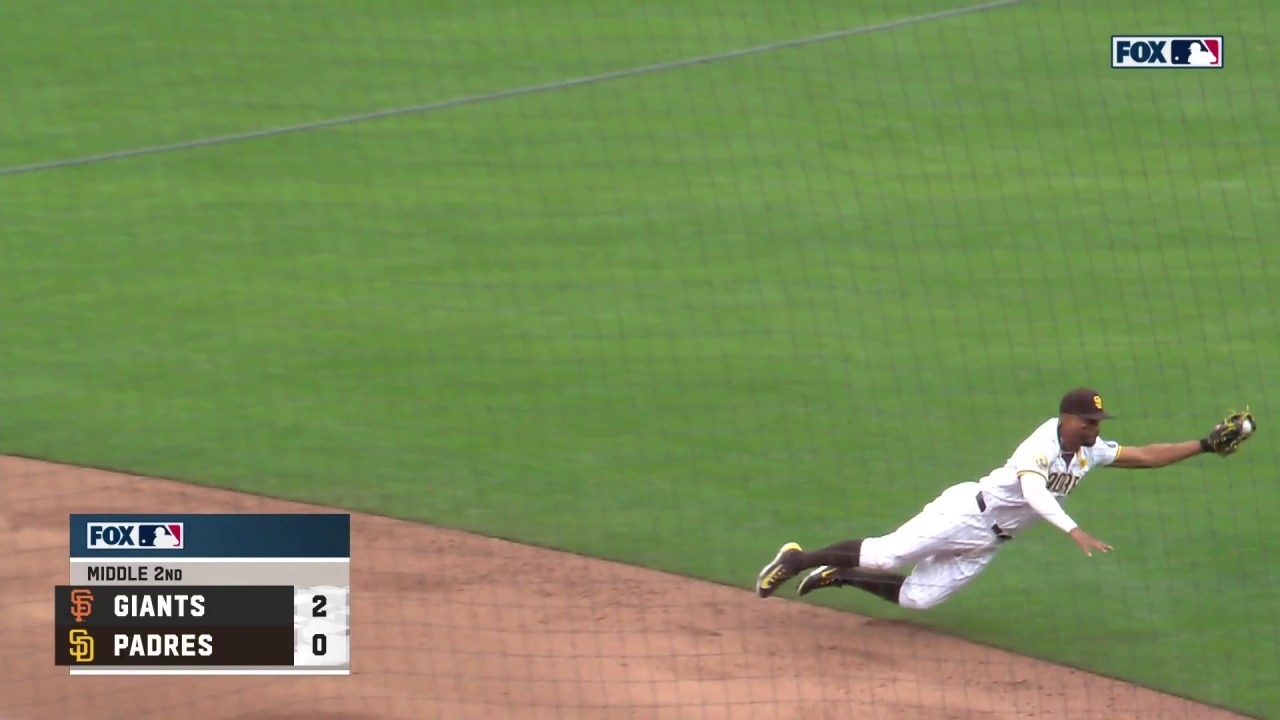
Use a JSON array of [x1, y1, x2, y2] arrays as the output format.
[[1112, 36, 1223, 69], [87, 523, 184, 549]]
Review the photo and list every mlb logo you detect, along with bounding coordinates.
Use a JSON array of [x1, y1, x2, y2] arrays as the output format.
[[1112, 36, 1223, 69], [87, 522, 184, 549]]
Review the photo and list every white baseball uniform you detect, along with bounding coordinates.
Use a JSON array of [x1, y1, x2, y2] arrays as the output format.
[[857, 418, 1123, 609]]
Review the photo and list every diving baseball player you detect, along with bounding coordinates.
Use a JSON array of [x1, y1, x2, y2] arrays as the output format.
[[754, 388, 1256, 610]]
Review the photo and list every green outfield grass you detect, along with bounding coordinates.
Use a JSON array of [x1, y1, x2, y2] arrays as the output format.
[[2, 0, 1277, 716]]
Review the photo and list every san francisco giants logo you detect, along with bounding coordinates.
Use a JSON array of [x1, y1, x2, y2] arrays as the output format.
[[1046, 471, 1080, 496], [68, 629, 95, 663], [70, 589, 94, 622]]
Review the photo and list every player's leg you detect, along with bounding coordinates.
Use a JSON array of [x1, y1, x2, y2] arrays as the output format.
[[797, 565, 907, 601], [897, 547, 999, 609], [799, 548, 998, 609], [755, 482, 984, 598], [756, 532, 929, 599], [789, 509, 970, 600]]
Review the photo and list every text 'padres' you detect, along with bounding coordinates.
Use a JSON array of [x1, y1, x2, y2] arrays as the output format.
[[115, 634, 214, 657]]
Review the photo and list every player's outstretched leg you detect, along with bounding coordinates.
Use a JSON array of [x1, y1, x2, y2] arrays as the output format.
[[800, 548, 999, 610], [755, 539, 867, 598], [797, 566, 906, 604]]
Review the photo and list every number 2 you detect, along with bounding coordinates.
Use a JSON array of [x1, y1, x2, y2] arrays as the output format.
[[312, 595, 327, 618], [312, 633, 327, 656]]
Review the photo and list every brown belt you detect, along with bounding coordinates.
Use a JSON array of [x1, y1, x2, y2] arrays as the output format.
[[976, 492, 1013, 541]]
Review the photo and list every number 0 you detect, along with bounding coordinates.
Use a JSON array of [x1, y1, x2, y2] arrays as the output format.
[[312, 595, 327, 617], [312, 633, 327, 656]]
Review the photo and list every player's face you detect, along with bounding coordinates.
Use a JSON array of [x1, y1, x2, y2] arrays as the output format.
[[1078, 417, 1101, 446], [1062, 414, 1102, 448]]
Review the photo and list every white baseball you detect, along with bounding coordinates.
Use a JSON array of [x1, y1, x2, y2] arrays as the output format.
[[1242, 419, 1254, 437]]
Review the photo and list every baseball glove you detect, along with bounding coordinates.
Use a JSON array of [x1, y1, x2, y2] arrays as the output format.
[[1204, 408, 1256, 456]]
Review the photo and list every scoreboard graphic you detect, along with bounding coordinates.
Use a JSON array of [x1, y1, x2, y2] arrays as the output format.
[[56, 513, 350, 675]]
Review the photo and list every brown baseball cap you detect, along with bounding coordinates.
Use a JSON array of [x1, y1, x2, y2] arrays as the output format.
[[1059, 387, 1115, 419]]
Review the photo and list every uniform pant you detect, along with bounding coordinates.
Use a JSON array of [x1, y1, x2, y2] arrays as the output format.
[[858, 481, 1007, 610]]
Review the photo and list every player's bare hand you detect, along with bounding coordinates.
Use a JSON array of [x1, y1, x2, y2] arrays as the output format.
[[1069, 528, 1112, 557]]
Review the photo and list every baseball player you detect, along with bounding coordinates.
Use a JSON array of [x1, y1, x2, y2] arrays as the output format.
[[754, 388, 1256, 610]]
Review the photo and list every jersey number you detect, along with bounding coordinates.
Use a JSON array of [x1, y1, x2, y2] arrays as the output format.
[[1046, 472, 1080, 496]]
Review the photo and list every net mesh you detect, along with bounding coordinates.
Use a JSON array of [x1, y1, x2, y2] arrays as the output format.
[[1, 0, 1276, 718]]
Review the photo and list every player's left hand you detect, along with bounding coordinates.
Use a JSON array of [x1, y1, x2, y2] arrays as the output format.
[[1205, 407, 1256, 456]]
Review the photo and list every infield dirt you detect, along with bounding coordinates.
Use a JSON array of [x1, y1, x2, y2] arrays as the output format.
[[0, 455, 1250, 719]]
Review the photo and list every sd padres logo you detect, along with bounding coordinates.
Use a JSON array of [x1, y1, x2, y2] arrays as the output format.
[[68, 629, 95, 663]]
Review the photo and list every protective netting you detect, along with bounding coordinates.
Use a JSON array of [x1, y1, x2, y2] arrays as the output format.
[[1, 1, 1275, 718]]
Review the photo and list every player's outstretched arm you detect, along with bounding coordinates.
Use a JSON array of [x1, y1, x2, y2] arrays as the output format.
[[1110, 441, 1204, 469], [1111, 409, 1256, 469]]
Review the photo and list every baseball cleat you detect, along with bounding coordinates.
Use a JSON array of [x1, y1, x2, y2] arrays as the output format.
[[755, 541, 803, 598], [797, 565, 843, 597]]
